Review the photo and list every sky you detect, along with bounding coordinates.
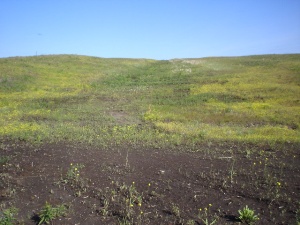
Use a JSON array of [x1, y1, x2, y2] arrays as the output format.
[[0, 0, 300, 59]]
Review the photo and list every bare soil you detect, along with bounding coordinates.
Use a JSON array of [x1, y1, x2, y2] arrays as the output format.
[[1, 140, 299, 224]]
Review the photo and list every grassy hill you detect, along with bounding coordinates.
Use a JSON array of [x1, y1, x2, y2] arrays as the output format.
[[0, 54, 299, 146]]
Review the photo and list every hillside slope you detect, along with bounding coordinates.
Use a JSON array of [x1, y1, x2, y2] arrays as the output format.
[[0, 54, 299, 145]]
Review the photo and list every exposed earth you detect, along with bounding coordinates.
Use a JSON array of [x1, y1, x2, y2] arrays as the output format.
[[1, 140, 299, 225]]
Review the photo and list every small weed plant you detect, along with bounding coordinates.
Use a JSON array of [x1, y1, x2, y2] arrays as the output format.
[[186, 219, 195, 225], [66, 163, 85, 183], [238, 205, 259, 224], [229, 157, 236, 184], [98, 181, 144, 224], [198, 204, 218, 225], [0, 207, 18, 225], [171, 203, 181, 217], [59, 163, 87, 196], [38, 202, 68, 225], [0, 156, 9, 166]]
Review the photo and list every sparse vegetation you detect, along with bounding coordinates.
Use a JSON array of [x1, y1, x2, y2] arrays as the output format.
[[96, 181, 144, 224], [58, 163, 87, 197]]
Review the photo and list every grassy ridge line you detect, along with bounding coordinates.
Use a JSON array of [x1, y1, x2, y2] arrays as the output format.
[[0, 54, 299, 145]]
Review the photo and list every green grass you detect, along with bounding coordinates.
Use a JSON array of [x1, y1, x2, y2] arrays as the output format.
[[0, 54, 299, 146], [0, 207, 18, 225]]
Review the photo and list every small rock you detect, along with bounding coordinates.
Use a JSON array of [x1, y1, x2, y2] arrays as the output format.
[[158, 170, 165, 175]]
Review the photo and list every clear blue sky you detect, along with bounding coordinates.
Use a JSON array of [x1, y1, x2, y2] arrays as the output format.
[[1, 0, 299, 59]]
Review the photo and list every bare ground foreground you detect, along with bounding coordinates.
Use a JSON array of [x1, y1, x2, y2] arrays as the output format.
[[0, 140, 299, 225]]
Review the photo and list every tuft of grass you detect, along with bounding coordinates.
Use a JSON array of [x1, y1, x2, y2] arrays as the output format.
[[238, 205, 259, 224], [0, 207, 18, 225], [37, 202, 68, 225]]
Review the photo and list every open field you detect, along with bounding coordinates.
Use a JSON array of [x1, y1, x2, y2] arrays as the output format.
[[0, 54, 300, 224]]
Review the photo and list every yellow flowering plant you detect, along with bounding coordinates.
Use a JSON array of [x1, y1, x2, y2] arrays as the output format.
[[65, 163, 85, 185], [198, 204, 218, 225]]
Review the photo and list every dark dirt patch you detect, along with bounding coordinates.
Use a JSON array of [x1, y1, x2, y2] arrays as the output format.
[[0, 140, 299, 224]]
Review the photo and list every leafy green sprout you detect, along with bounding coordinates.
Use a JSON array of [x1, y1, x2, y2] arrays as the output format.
[[238, 205, 259, 224]]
